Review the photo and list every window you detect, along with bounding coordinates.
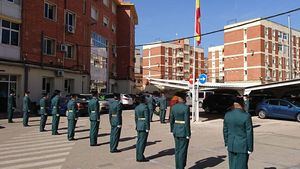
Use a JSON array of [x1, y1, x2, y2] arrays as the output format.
[[264, 42, 268, 49], [43, 38, 55, 55], [64, 79, 74, 93], [244, 43, 247, 48], [112, 1, 117, 14], [268, 100, 279, 106], [91, 32, 108, 51], [272, 30, 276, 37], [103, 0, 109, 7], [112, 24, 116, 33], [283, 33, 288, 40], [112, 44, 117, 57], [244, 70, 247, 75], [265, 27, 269, 36], [280, 101, 291, 107], [42, 77, 52, 94], [44, 2, 57, 20], [91, 6, 98, 20], [103, 16, 109, 27], [278, 44, 283, 52], [7, 0, 20, 5], [1, 20, 20, 46], [272, 44, 276, 51], [65, 44, 75, 59], [65, 11, 76, 32], [83, 0, 87, 15]]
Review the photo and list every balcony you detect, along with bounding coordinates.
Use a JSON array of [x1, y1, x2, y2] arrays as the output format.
[[176, 72, 184, 76], [176, 52, 184, 58], [176, 62, 183, 67]]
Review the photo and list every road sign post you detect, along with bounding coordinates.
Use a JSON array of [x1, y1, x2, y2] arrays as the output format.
[[196, 74, 207, 122]]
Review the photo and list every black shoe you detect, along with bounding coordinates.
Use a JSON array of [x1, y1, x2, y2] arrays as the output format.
[[52, 132, 60, 135], [110, 149, 121, 153], [90, 144, 97, 147], [40, 129, 46, 132], [137, 158, 149, 162], [8, 121, 13, 123], [23, 125, 30, 127]]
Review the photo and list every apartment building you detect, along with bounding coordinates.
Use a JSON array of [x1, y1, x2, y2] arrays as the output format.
[[0, 0, 22, 113], [134, 48, 143, 93], [207, 45, 225, 83], [223, 18, 300, 84], [90, 0, 138, 94], [142, 39, 205, 82]]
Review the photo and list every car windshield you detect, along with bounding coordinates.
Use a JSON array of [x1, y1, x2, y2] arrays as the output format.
[[290, 100, 300, 107], [78, 95, 92, 100]]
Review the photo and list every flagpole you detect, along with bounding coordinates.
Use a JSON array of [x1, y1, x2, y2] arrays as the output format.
[[191, 0, 197, 123]]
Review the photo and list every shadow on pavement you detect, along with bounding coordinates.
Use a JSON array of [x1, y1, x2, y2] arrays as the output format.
[[59, 128, 91, 135], [97, 136, 136, 146], [76, 133, 111, 140], [189, 155, 226, 169], [119, 140, 162, 152], [58, 125, 84, 130], [200, 113, 224, 122], [264, 167, 277, 169], [253, 124, 261, 128], [0, 126, 5, 129], [147, 148, 175, 160]]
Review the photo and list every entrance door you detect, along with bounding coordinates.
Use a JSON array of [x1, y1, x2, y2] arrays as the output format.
[[0, 82, 9, 113]]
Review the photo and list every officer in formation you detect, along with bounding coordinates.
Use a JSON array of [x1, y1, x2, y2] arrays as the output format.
[[7, 90, 16, 123], [67, 94, 79, 141], [22, 91, 31, 127], [39, 93, 49, 132], [135, 95, 150, 162], [170, 92, 191, 169], [223, 97, 253, 169], [51, 90, 61, 135], [88, 91, 100, 146], [109, 94, 123, 153], [159, 92, 167, 124], [146, 94, 154, 122]]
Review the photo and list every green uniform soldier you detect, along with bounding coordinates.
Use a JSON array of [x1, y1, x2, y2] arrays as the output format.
[[243, 95, 250, 113], [7, 90, 16, 123], [22, 91, 31, 127], [146, 94, 154, 122], [51, 90, 61, 135], [39, 93, 49, 132], [135, 95, 150, 162], [170, 93, 191, 169], [109, 94, 123, 153], [88, 91, 100, 146], [67, 94, 79, 141], [223, 97, 253, 169], [159, 93, 167, 123]]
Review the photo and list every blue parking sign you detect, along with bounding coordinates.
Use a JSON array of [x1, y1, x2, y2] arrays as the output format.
[[199, 74, 207, 84]]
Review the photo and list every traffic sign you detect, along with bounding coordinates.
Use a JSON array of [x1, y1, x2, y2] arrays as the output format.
[[199, 74, 207, 84]]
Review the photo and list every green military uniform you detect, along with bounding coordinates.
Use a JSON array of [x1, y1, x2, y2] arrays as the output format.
[[135, 103, 150, 161], [159, 95, 167, 123], [170, 103, 191, 169], [109, 100, 123, 152], [88, 97, 100, 146], [223, 108, 253, 169], [22, 95, 31, 127], [7, 94, 16, 123], [39, 97, 49, 132], [146, 95, 154, 122], [67, 99, 78, 141], [51, 95, 61, 135]]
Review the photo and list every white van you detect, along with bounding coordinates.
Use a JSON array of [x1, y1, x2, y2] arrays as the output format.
[[186, 91, 214, 108]]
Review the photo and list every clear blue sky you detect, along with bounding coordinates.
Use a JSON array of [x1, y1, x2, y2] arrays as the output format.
[[131, 0, 300, 56]]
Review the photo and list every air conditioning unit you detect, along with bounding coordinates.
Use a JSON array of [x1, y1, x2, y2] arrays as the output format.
[[66, 25, 75, 33], [55, 70, 64, 77], [60, 44, 68, 52]]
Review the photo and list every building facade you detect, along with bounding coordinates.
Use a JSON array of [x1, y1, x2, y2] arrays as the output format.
[[134, 48, 142, 93], [207, 45, 225, 83], [90, 0, 138, 94], [142, 39, 205, 84], [223, 19, 300, 84]]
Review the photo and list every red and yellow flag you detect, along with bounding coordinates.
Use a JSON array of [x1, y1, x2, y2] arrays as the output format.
[[195, 0, 201, 45]]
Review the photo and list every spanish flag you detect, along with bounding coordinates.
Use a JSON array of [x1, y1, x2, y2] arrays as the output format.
[[195, 0, 201, 45]]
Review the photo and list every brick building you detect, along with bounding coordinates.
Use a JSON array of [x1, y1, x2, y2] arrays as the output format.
[[208, 19, 300, 84], [90, 0, 138, 93], [142, 39, 205, 84], [134, 48, 143, 93], [207, 45, 225, 83]]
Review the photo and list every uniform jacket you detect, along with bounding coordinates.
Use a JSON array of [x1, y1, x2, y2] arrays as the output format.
[[39, 98, 49, 115], [67, 99, 78, 120], [51, 95, 60, 115], [88, 97, 100, 121], [159, 96, 167, 110], [22, 95, 31, 112], [109, 100, 122, 126], [223, 108, 254, 153], [135, 103, 150, 131], [146, 96, 154, 109], [170, 103, 191, 138], [8, 94, 16, 109]]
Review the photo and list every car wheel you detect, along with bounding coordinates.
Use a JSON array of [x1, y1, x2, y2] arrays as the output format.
[[296, 113, 300, 122], [258, 110, 267, 119], [199, 102, 203, 108], [204, 107, 209, 113]]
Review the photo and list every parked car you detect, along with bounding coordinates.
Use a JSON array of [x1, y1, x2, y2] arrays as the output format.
[[48, 97, 68, 116], [120, 94, 134, 108], [186, 91, 213, 108], [66, 94, 90, 117], [202, 94, 236, 113], [248, 94, 273, 115], [256, 99, 300, 122]]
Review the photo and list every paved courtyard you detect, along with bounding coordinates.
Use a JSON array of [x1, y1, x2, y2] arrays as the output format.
[[0, 110, 299, 169]]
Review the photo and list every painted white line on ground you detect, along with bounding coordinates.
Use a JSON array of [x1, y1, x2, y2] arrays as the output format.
[[10, 134, 65, 141], [0, 143, 75, 155], [0, 137, 66, 147], [41, 165, 62, 169], [0, 158, 66, 169], [0, 147, 72, 160], [0, 152, 69, 165], [0, 140, 70, 151]]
